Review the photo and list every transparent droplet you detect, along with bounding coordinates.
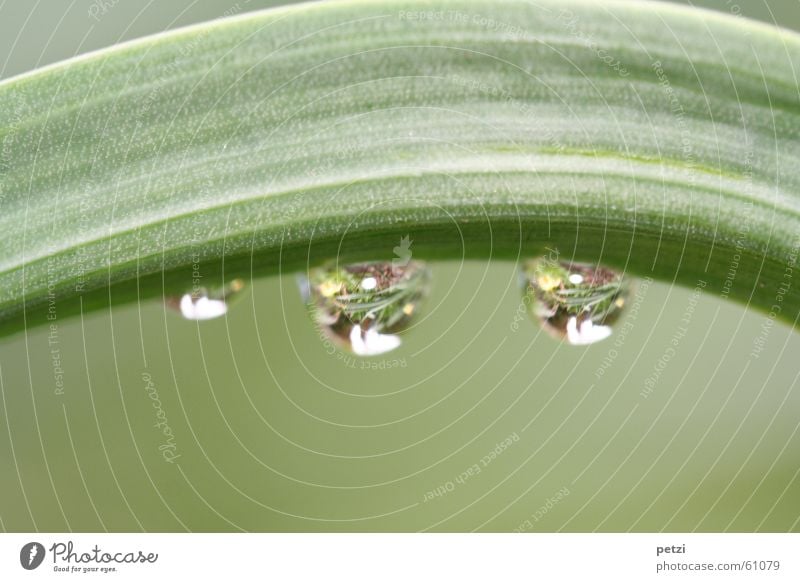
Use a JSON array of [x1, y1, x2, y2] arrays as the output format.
[[521, 257, 630, 345], [302, 261, 431, 356], [166, 279, 245, 321]]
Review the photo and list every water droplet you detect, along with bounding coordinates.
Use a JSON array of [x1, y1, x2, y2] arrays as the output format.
[[302, 261, 431, 356], [521, 257, 630, 345], [166, 279, 245, 321]]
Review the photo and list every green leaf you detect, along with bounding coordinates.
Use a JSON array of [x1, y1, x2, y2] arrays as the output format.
[[1, 0, 798, 337]]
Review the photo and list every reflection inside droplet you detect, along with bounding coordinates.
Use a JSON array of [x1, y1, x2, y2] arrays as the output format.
[[302, 261, 431, 356], [166, 279, 245, 321], [521, 256, 630, 345]]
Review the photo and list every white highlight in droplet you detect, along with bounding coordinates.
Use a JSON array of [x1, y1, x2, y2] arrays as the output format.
[[565, 316, 612, 346], [178, 294, 228, 321], [568, 273, 584, 285], [348, 325, 402, 356], [360, 276, 378, 291]]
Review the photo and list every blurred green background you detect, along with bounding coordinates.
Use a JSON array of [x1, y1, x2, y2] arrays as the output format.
[[0, 0, 798, 532]]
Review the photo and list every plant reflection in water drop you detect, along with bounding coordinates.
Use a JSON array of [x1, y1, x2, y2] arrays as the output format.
[[301, 261, 431, 356], [166, 279, 246, 321], [522, 257, 630, 345]]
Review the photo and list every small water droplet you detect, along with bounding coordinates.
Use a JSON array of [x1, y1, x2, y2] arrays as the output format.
[[521, 257, 630, 345], [166, 279, 245, 321], [302, 261, 431, 356]]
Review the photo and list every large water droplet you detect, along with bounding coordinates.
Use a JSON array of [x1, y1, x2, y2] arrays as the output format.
[[302, 261, 431, 356], [521, 257, 630, 345], [166, 279, 245, 321]]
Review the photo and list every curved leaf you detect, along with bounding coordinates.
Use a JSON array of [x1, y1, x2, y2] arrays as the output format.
[[1, 0, 799, 336]]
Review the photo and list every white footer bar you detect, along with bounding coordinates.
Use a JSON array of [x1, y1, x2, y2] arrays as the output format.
[[0, 533, 796, 581]]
